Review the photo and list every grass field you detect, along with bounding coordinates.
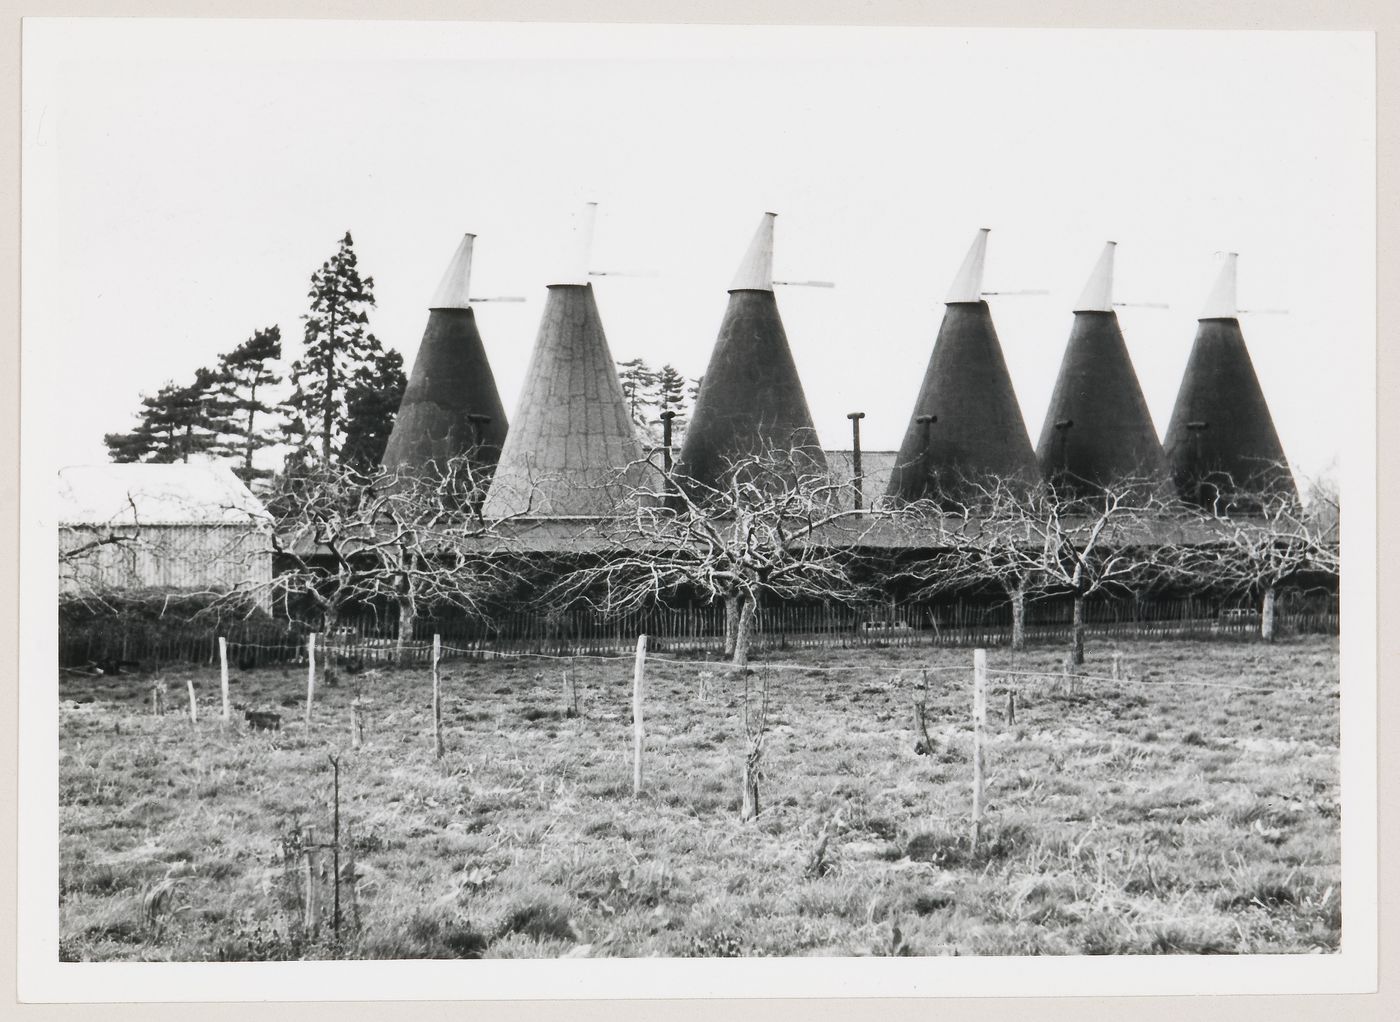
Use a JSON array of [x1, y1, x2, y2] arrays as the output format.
[[57, 636, 1341, 960]]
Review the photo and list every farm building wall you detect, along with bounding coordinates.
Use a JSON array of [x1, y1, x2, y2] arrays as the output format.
[[59, 523, 273, 598]]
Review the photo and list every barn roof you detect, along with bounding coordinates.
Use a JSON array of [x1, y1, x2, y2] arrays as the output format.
[[675, 212, 826, 493], [1036, 243, 1168, 496], [887, 230, 1039, 505], [57, 462, 270, 526], [381, 233, 509, 481], [1163, 255, 1297, 505], [482, 282, 650, 517], [824, 450, 897, 510]]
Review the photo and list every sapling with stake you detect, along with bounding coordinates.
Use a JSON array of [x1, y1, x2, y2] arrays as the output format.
[[913, 669, 934, 756], [740, 667, 770, 822]]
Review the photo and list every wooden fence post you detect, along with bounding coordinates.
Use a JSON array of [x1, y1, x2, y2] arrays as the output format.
[[1006, 690, 1016, 729], [563, 658, 579, 718], [633, 634, 647, 796], [305, 633, 317, 729], [972, 648, 987, 850], [1112, 651, 1122, 681], [218, 637, 230, 724], [432, 634, 444, 759], [350, 698, 366, 749], [186, 679, 198, 725], [303, 825, 320, 938]]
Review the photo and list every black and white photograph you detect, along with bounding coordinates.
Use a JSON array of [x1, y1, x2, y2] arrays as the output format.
[[16, 15, 1379, 1003]]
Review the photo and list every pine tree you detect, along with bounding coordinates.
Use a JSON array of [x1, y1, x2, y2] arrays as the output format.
[[104, 370, 222, 464], [655, 364, 688, 416], [341, 348, 408, 471], [616, 358, 657, 430], [207, 326, 284, 482], [286, 232, 386, 465], [654, 363, 690, 446]]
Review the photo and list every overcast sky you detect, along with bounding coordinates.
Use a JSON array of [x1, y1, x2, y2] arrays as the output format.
[[23, 21, 1375, 486]]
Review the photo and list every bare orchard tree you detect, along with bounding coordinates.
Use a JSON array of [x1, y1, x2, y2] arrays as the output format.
[[1176, 475, 1339, 642], [892, 476, 1050, 651], [356, 457, 522, 662], [1027, 479, 1180, 665], [548, 447, 883, 668], [257, 458, 518, 659]]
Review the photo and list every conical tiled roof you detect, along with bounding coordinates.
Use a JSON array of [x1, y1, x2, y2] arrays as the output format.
[[675, 213, 826, 494], [1164, 254, 1296, 506], [886, 230, 1038, 505], [1036, 243, 1167, 496], [482, 282, 649, 517], [380, 234, 509, 485]]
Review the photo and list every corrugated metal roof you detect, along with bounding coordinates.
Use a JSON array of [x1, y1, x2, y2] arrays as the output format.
[[57, 461, 271, 526]]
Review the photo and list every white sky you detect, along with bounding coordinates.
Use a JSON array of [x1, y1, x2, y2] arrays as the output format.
[[23, 21, 1375, 486]]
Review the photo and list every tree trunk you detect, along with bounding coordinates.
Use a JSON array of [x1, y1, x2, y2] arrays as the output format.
[[1261, 586, 1277, 643], [733, 597, 757, 669], [322, 308, 336, 463], [322, 603, 340, 687], [1010, 585, 1027, 651], [244, 380, 258, 475], [1071, 592, 1085, 665], [395, 597, 415, 666], [723, 596, 740, 657], [740, 743, 761, 822]]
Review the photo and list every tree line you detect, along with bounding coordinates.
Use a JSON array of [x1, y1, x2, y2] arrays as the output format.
[[104, 233, 407, 482], [104, 231, 711, 485]]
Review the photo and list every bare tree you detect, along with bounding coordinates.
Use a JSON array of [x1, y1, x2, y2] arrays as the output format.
[[893, 477, 1048, 651], [547, 446, 882, 667], [355, 458, 521, 662], [1175, 473, 1339, 642], [257, 457, 520, 659], [1027, 479, 1178, 665]]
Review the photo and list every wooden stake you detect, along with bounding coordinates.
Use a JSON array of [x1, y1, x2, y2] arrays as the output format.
[[562, 662, 579, 718], [218, 637, 230, 724], [350, 698, 365, 749], [303, 825, 319, 937], [186, 679, 197, 725], [345, 820, 359, 934], [972, 648, 987, 850], [305, 633, 317, 729], [1006, 690, 1016, 729], [432, 634, 444, 759], [632, 634, 647, 796], [329, 755, 341, 942], [1112, 652, 1122, 681]]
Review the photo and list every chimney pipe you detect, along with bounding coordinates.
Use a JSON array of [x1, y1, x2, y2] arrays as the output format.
[[659, 410, 678, 476], [847, 412, 866, 510]]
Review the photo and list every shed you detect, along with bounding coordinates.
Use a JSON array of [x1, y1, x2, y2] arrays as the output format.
[[57, 461, 273, 598]]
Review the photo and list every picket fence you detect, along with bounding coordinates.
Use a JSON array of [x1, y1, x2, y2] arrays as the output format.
[[59, 593, 1339, 670]]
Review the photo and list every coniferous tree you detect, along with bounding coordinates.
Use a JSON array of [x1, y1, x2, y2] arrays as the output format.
[[285, 232, 386, 465], [654, 364, 688, 415], [207, 326, 284, 482], [341, 348, 408, 471], [616, 357, 657, 430], [105, 370, 222, 464]]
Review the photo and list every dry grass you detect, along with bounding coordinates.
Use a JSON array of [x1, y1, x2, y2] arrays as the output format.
[[57, 636, 1340, 960]]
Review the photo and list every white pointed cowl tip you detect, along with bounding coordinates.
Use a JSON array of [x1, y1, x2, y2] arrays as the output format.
[[1199, 252, 1239, 319], [554, 202, 598, 286], [1073, 241, 1117, 313], [730, 212, 776, 291], [946, 228, 990, 303], [428, 233, 476, 309]]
